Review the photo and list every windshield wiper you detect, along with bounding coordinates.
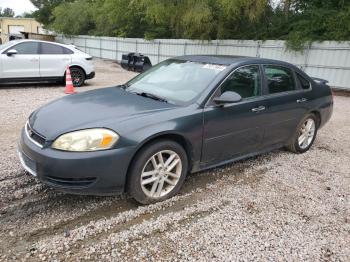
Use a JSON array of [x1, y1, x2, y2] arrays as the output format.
[[119, 84, 129, 89], [135, 92, 168, 103]]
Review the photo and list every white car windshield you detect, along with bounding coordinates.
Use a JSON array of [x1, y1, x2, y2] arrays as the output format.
[[125, 59, 227, 105]]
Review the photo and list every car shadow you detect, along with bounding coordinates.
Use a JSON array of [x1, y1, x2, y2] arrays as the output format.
[[0, 82, 63, 89]]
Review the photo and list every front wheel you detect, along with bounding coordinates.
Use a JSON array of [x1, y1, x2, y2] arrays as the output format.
[[127, 140, 188, 204], [287, 114, 318, 153]]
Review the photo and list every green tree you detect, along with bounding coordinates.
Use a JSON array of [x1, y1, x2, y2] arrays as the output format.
[[21, 12, 35, 18], [92, 0, 149, 37], [285, 0, 350, 50], [32, 0, 350, 50], [141, 0, 268, 40], [51, 0, 95, 35], [30, 0, 70, 25], [0, 7, 15, 17]]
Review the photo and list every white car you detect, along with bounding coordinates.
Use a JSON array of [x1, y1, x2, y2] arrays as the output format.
[[0, 39, 95, 86]]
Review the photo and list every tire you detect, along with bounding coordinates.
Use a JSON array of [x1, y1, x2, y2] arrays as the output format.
[[69, 67, 85, 87], [127, 140, 188, 204], [287, 113, 318, 153]]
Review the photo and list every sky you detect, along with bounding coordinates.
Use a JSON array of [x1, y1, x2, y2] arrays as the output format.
[[0, 0, 36, 15]]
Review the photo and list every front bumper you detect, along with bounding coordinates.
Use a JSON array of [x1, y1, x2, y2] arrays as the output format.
[[18, 128, 135, 195], [86, 71, 95, 80]]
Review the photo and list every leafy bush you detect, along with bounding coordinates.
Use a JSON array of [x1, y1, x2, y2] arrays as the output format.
[[31, 0, 350, 50]]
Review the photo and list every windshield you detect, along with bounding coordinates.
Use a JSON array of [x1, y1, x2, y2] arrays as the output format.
[[125, 59, 227, 105]]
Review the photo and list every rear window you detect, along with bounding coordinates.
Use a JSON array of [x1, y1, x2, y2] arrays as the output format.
[[296, 73, 311, 90], [40, 43, 73, 55], [63, 47, 74, 54]]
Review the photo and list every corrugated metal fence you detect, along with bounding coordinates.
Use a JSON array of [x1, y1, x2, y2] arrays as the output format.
[[56, 35, 350, 90]]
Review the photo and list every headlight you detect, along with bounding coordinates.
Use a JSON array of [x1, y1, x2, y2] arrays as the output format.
[[52, 128, 119, 152]]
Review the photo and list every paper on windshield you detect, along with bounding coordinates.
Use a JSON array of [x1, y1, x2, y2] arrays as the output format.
[[202, 64, 227, 71]]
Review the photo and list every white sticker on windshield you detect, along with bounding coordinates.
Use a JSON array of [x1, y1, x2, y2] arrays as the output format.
[[202, 64, 227, 71]]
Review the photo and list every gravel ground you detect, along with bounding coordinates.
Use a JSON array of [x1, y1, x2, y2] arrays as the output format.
[[0, 59, 349, 261]]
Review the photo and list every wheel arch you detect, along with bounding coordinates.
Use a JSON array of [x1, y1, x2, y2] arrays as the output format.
[[124, 132, 194, 192], [310, 110, 321, 127], [63, 64, 87, 77]]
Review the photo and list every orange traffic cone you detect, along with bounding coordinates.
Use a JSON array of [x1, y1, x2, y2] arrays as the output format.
[[64, 66, 76, 94]]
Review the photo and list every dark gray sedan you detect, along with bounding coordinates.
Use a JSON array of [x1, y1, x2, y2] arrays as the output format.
[[18, 55, 333, 204]]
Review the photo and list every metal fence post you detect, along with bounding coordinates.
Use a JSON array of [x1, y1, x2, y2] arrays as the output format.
[[157, 41, 161, 63], [136, 40, 138, 53], [184, 42, 187, 55], [303, 43, 311, 71], [115, 38, 118, 61], [99, 38, 102, 58], [84, 37, 87, 53], [215, 41, 219, 55], [256, 41, 261, 58]]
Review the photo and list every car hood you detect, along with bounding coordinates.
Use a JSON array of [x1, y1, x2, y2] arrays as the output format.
[[29, 87, 176, 140]]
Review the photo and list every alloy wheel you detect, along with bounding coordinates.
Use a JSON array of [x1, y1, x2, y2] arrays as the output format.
[[140, 150, 182, 198], [298, 118, 316, 149], [70, 68, 84, 86]]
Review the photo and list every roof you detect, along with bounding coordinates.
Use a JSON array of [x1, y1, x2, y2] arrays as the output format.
[[175, 55, 251, 65], [20, 31, 56, 37], [0, 17, 38, 21], [175, 55, 294, 67], [6, 39, 61, 44], [3, 39, 74, 49]]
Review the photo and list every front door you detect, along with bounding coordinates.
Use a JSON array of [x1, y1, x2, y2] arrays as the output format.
[[202, 65, 267, 165], [1, 42, 40, 78]]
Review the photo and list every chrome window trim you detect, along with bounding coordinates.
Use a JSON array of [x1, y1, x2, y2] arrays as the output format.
[[25, 121, 44, 149], [18, 150, 37, 177]]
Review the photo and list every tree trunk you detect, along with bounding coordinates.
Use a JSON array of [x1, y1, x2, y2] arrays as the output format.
[[284, 0, 291, 18]]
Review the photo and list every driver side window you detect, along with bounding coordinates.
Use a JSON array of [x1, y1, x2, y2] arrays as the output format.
[[10, 42, 39, 54], [220, 65, 261, 99]]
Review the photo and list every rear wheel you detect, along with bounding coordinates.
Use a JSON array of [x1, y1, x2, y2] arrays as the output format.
[[69, 67, 85, 87], [287, 114, 318, 153], [127, 140, 188, 204]]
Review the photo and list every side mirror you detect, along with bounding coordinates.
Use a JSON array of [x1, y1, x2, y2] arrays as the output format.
[[7, 49, 18, 56], [213, 91, 242, 106]]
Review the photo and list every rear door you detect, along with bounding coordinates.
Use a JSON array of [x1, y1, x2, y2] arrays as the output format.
[[202, 65, 267, 164], [39, 42, 72, 77], [0, 42, 40, 78], [260, 65, 310, 147]]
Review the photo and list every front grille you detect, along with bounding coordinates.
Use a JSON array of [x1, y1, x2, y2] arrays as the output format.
[[46, 176, 96, 187], [26, 122, 46, 147]]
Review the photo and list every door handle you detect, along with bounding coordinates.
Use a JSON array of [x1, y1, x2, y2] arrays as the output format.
[[30, 58, 39, 62], [251, 106, 266, 112], [296, 98, 308, 103]]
